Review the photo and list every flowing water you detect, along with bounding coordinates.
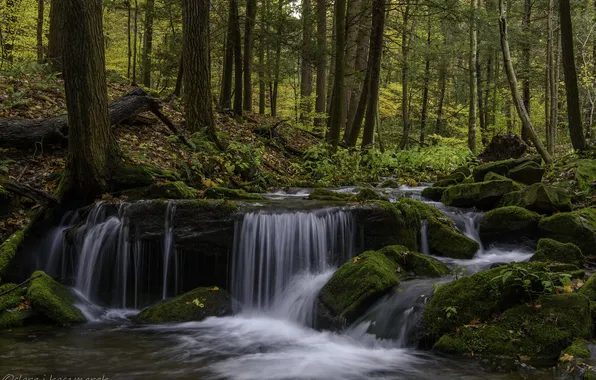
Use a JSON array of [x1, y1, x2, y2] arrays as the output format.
[[1, 187, 554, 379]]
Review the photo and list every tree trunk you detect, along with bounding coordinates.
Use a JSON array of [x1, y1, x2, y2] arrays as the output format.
[[244, 0, 257, 112], [361, 0, 386, 149], [221, 1, 235, 109], [47, 0, 64, 72], [435, 63, 447, 136], [300, 0, 313, 120], [258, 0, 266, 115], [484, 52, 493, 131], [344, 17, 370, 141], [477, 51, 486, 146], [342, 0, 362, 130], [36, 0, 44, 63], [326, 0, 347, 150], [60, 0, 121, 201], [468, 0, 478, 153], [546, 0, 554, 154], [399, 1, 411, 150], [271, 0, 283, 118], [132, 0, 139, 84], [346, 55, 371, 147], [521, 0, 531, 142], [420, 10, 431, 146], [499, 0, 552, 164], [182, 0, 221, 149], [127, 0, 132, 79], [142, 0, 155, 88], [231, 0, 243, 115], [559, 0, 586, 151], [315, 0, 327, 128], [173, 56, 183, 97]]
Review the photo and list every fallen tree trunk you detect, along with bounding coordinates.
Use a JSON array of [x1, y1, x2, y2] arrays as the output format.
[[0, 88, 156, 148], [1, 179, 59, 207]]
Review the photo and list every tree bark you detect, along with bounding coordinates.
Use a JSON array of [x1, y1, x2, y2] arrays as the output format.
[[399, 1, 411, 150], [342, 0, 363, 130], [60, 0, 121, 201], [477, 52, 486, 146], [37, 0, 44, 64], [142, 0, 155, 88], [326, 0, 347, 150], [315, 0, 327, 128], [132, 0, 139, 84], [47, 0, 64, 72], [559, 0, 587, 151], [499, 0, 552, 164], [300, 0, 314, 120], [258, 0, 266, 115], [221, 1, 235, 109], [127, 0, 132, 79], [420, 10, 431, 146], [346, 54, 371, 147], [244, 0, 257, 112], [468, 0, 478, 153], [270, 0, 283, 117], [521, 0, 531, 142], [231, 0, 243, 115], [173, 56, 183, 97], [546, 0, 554, 154], [435, 63, 447, 136]]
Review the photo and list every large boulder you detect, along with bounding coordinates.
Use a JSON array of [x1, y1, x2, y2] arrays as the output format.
[[441, 179, 523, 209], [473, 155, 541, 182], [377, 245, 450, 277], [426, 218, 479, 259], [26, 271, 86, 326], [531, 238, 585, 268], [478, 133, 528, 162], [135, 286, 234, 324], [576, 159, 596, 193], [479, 206, 542, 243], [421, 187, 446, 202], [501, 183, 572, 215], [579, 273, 596, 301], [508, 160, 545, 185], [433, 293, 592, 362], [434, 172, 467, 188], [539, 208, 596, 257]]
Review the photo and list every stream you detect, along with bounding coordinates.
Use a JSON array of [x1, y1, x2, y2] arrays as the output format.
[[0, 185, 556, 379]]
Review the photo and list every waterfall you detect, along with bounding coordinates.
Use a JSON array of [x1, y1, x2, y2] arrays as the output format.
[[43, 211, 77, 279], [420, 220, 429, 255], [162, 201, 177, 299], [231, 209, 356, 322]]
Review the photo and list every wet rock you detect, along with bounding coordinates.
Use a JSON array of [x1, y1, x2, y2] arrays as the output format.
[[508, 161, 545, 185], [539, 208, 596, 257], [434, 172, 467, 188], [530, 238, 585, 268], [426, 218, 479, 259], [501, 183, 572, 215], [472, 155, 541, 182], [432, 293, 592, 363], [147, 181, 198, 199], [441, 179, 523, 209], [377, 245, 450, 277], [135, 286, 234, 324], [378, 179, 400, 188], [26, 271, 86, 326], [421, 187, 446, 202], [579, 273, 596, 301], [203, 186, 264, 200], [480, 206, 542, 243], [355, 188, 385, 201], [309, 188, 356, 201]]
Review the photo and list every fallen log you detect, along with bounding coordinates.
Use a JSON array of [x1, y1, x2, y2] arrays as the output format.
[[1, 179, 59, 207], [0, 88, 162, 148]]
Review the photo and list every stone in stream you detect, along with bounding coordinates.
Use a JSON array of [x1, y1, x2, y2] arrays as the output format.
[[421, 186, 446, 202], [501, 183, 572, 215], [479, 206, 542, 244], [441, 179, 523, 210], [539, 208, 596, 257], [472, 155, 541, 182], [134, 286, 234, 324], [203, 186, 265, 200], [316, 246, 449, 329], [530, 238, 585, 268]]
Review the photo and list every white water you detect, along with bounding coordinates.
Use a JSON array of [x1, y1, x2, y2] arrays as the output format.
[[162, 201, 177, 299]]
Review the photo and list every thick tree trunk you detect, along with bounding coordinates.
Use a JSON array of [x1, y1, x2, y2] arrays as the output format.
[[258, 0, 266, 115], [344, 19, 370, 141], [346, 55, 371, 147], [142, 0, 155, 88], [546, 0, 554, 154], [521, 0, 531, 142], [221, 1, 235, 109], [300, 0, 314, 120], [182, 0, 221, 149], [60, 0, 121, 200], [47, 0, 64, 72], [468, 0, 478, 153], [132, 0, 139, 84], [326, 0, 347, 150], [36, 0, 44, 63], [559, 0, 587, 151], [342, 0, 362, 130], [361, 0, 386, 149], [173, 56, 183, 97], [315, 0, 327, 128], [271, 0, 283, 117], [399, 1, 411, 150], [244, 0, 257, 112], [499, 0, 552, 164]]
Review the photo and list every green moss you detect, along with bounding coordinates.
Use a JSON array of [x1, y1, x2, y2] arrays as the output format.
[[434, 172, 466, 187], [0, 283, 26, 311], [441, 180, 523, 209], [110, 163, 179, 191], [318, 250, 401, 324], [309, 188, 355, 201], [355, 188, 384, 201], [480, 206, 542, 242], [26, 271, 86, 325], [576, 159, 596, 193], [135, 286, 233, 324], [508, 161, 545, 185], [501, 183, 572, 215], [148, 181, 198, 199], [0, 229, 25, 283], [580, 273, 596, 301], [563, 339, 591, 359], [531, 238, 585, 268], [203, 186, 264, 200], [421, 187, 446, 202], [472, 156, 542, 182], [452, 166, 472, 177], [0, 310, 29, 330], [427, 218, 480, 259], [377, 246, 450, 277], [0, 185, 8, 196], [483, 172, 509, 182], [433, 293, 592, 362], [539, 208, 596, 256], [379, 180, 400, 188]]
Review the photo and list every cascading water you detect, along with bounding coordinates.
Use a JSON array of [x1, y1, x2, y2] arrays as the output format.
[[43, 211, 77, 279], [420, 220, 429, 255], [162, 201, 177, 299], [231, 209, 356, 324]]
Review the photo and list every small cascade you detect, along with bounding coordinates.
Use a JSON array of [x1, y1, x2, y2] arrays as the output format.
[[231, 209, 356, 319], [162, 201, 177, 299], [43, 211, 77, 279], [420, 220, 429, 255]]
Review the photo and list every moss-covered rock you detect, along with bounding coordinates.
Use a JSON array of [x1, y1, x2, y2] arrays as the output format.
[[472, 156, 542, 182], [0, 283, 26, 311], [433, 293, 592, 362], [434, 172, 466, 188], [576, 159, 596, 193], [0, 282, 30, 330], [308, 188, 355, 201], [508, 161, 545, 185], [441, 180, 523, 209], [0, 309, 30, 330], [483, 172, 509, 182], [0, 229, 24, 283], [563, 339, 591, 359], [420, 262, 548, 343], [427, 218, 479, 259], [379, 179, 400, 188], [110, 163, 179, 191], [147, 181, 198, 199], [480, 206, 542, 243], [421, 187, 446, 202], [579, 273, 596, 301], [203, 186, 264, 200], [501, 183, 572, 215], [318, 250, 401, 326], [531, 238, 585, 268], [135, 286, 233, 324], [539, 208, 596, 257], [26, 271, 86, 326], [452, 166, 472, 178], [355, 188, 383, 201], [377, 245, 450, 277]]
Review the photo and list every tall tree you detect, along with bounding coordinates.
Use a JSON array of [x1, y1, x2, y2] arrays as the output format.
[[420, 9, 431, 146], [37, 0, 44, 63], [182, 0, 222, 149], [221, 0, 235, 109], [315, 0, 327, 128], [127, 0, 132, 78], [132, 0, 139, 84], [520, 0, 532, 142], [47, 0, 64, 72], [468, 0, 478, 153], [326, 0, 347, 149], [142, 0, 156, 88], [232, 0, 243, 115], [559, 0, 586, 151], [546, 0, 555, 154], [59, 0, 121, 201], [258, 0, 268, 114], [499, 0, 552, 164], [399, 1, 411, 150], [300, 0, 314, 120], [244, 0, 257, 112]]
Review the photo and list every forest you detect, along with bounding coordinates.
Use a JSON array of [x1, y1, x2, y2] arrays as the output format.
[[1, 0, 596, 379]]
